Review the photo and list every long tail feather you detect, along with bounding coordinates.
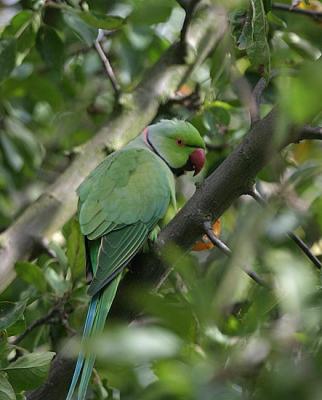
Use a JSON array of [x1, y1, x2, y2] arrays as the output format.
[[66, 274, 121, 400], [66, 295, 99, 400]]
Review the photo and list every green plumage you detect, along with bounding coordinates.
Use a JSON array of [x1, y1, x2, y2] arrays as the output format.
[[67, 120, 205, 400]]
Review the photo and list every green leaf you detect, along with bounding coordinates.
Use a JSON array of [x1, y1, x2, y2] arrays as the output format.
[[279, 59, 322, 123], [15, 262, 47, 292], [6, 317, 26, 337], [2, 10, 33, 37], [0, 301, 26, 330], [281, 32, 321, 61], [44, 266, 70, 296], [66, 219, 85, 281], [2, 10, 37, 59], [36, 26, 64, 70], [4, 352, 55, 391], [238, 0, 270, 76], [78, 11, 125, 30], [0, 372, 16, 400], [64, 12, 97, 46], [0, 39, 16, 83], [130, 0, 175, 25], [267, 11, 287, 28]]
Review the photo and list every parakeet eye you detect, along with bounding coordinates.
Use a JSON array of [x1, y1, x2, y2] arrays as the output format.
[[176, 138, 184, 146]]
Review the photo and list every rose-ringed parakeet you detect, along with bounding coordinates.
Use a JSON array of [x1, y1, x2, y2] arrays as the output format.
[[66, 120, 205, 400]]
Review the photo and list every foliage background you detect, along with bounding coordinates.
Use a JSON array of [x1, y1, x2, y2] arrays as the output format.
[[0, 0, 322, 399]]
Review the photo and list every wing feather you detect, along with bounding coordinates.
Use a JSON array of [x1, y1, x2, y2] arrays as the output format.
[[87, 222, 148, 296], [77, 147, 175, 296]]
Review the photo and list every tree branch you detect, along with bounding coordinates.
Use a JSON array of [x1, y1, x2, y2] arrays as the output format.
[[272, 2, 322, 19], [179, 0, 201, 60], [296, 125, 322, 141], [0, 2, 227, 294]]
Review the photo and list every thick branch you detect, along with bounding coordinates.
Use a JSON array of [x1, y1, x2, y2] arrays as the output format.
[[0, 3, 227, 293]]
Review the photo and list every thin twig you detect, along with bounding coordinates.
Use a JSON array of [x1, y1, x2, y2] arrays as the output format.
[[248, 187, 322, 271], [94, 39, 121, 104], [203, 221, 270, 288], [11, 298, 66, 345], [287, 232, 322, 270], [272, 2, 322, 19]]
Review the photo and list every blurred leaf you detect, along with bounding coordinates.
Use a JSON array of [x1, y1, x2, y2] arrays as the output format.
[[15, 262, 47, 292], [4, 352, 55, 391], [36, 26, 65, 70], [44, 266, 70, 295], [78, 11, 125, 30], [90, 326, 181, 364], [279, 59, 322, 123], [267, 11, 287, 28], [0, 372, 15, 400], [6, 317, 26, 337], [2, 10, 33, 37], [64, 12, 97, 46], [130, 0, 175, 25], [5, 118, 43, 168], [66, 219, 85, 281], [0, 39, 16, 83], [281, 31, 321, 61], [2, 10, 36, 57], [0, 133, 24, 171], [0, 301, 26, 330]]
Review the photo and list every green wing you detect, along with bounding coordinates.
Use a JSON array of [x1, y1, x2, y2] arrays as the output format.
[[77, 148, 175, 297]]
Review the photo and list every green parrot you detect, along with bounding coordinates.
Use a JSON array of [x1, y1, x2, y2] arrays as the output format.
[[66, 119, 205, 400]]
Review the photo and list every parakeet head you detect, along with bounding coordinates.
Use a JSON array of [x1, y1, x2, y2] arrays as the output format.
[[145, 120, 206, 176]]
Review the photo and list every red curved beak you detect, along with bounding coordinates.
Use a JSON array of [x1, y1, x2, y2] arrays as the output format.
[[189, 148, 205, 176]]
